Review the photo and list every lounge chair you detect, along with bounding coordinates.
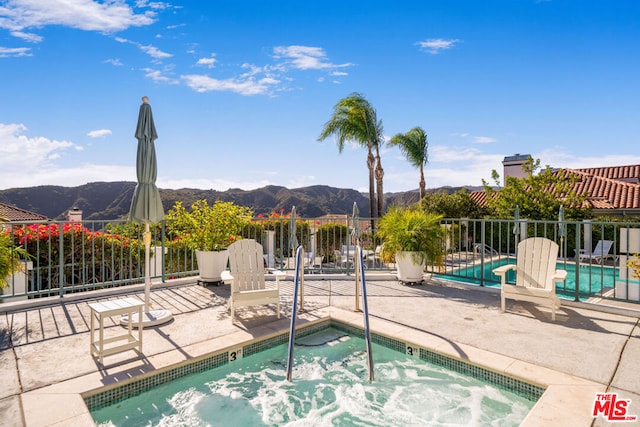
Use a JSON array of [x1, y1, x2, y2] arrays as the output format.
[[303, 251, 322, 273], [578, 240, 614, 264], [334, 247, 353, 268], [493, 237, 566, 321], [221, 239, 284, 322], [365, 245, 384, 268]]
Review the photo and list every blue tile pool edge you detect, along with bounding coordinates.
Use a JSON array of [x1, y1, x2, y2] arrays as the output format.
[[83, 318, 545, 412]]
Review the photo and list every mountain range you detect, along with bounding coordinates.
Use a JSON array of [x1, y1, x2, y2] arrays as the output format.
[[0, 182, 479, 221]]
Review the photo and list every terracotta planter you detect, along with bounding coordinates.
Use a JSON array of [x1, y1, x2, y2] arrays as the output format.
[[395, 251, 425, 283], [196, 249, 229, 283]]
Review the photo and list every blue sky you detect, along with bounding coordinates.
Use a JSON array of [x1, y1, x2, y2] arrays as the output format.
[[1, 0, 639, 194]]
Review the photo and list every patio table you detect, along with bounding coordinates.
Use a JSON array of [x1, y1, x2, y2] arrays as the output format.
[[89, 297, 144, 364]]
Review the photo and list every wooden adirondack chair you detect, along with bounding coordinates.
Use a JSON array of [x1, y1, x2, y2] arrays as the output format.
[[493, 237, 567, 321], [221, 239, 284, 322]]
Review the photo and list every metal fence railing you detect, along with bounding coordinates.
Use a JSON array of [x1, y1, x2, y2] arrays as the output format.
[[438, 218, 640, 304], [0, 215, 386, 302], [2, 216, 640, 307]]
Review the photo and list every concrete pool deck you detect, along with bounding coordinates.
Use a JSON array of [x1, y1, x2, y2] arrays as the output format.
[[1, 273, 639, 426]]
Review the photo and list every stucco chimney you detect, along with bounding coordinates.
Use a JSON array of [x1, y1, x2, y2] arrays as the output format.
[[502, 154, 531, 185], [68, 207, 82, 222]]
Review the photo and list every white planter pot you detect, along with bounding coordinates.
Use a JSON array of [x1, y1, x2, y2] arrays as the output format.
[[395, 251, 425, 283], [151, 245, 168, 278], [196, 249, 229, 283], [2, 260, 32, 302]]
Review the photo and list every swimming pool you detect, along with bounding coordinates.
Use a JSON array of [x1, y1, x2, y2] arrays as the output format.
[[443, 258, 620, 298], [88, 322, 541, 426]]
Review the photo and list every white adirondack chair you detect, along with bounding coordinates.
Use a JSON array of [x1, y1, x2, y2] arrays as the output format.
[[221, 239, 284, 322], [493, 237, 567, 321]]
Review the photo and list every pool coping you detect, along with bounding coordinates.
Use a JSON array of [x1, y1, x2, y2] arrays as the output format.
[[21, 306, 605, 426]]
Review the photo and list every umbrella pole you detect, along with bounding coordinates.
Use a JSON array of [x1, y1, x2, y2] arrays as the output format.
[[144, 224, 151, 314]]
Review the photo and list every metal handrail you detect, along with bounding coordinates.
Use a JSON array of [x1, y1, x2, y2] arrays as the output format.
[[286, 244, 373, 382], [285, 245, 304, 382], [356, 244, 374, 381]]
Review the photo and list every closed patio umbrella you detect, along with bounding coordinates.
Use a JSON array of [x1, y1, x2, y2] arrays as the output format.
[[513, 205, 521, 256], [289, 205, 304, 309], [124, 96, 172, 327], [351, 202, 360, 244], [513, 205, 520, 236], [289, 206, 299, 255], [558, 205, 566, 258], [351, 201, 362, 283], [130, 97, 164, 225]]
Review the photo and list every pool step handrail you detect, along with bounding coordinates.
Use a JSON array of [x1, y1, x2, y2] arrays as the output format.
[[286, 245, 373, 382], [356, 244, 374, 381], [285, 245, 304, 382], [473, 242, 499, 257]]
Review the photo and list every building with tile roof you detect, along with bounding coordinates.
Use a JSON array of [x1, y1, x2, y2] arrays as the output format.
[[0, 203, 50, 222], [470, 161, 640, 217]]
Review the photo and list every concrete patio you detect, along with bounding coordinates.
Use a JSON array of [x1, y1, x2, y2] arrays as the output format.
[[1, 273, 639, 426]]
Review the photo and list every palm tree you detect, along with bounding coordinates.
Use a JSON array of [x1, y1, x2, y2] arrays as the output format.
[[318, 93, 384, 229], [389, 126, 429, 199], [374, 138, 385, 218]]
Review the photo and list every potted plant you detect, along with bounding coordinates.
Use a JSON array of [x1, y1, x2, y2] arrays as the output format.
[[166, 200, 253, 283], [0, 229, 30, 296], [376, 204, 444, 284]]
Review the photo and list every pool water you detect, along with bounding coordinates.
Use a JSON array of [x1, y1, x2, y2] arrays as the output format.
[[444, 258, 620, 298], [91, 328, 536, 426]]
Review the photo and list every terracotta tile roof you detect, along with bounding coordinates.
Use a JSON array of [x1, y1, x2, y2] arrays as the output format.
[[469, 165, 640, 212], [574, 165, 640, 183], [469, 190, 489, 206], [568, 169, 640, 210], [0, 202, 50, 222]]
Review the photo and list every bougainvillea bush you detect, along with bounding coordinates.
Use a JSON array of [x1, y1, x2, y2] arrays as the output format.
[[9, 223, 142, 295]]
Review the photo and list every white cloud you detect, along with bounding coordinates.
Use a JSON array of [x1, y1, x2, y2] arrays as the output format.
[[378, 144, 504, 190], [143, 68, 179, 84], [87, 129, 112, 138], [196, 54, 217, 68], [104, 58, 123, 66], [451, 132, 470, 138], [0, 46, 31, 57], [273, 45, 328, 70], [0, 164, 136, 189], [473, 136, 496, 143], [417, 38, 461, 54], [419, 146, 640, 190], [141, 1, 171, 11], [451, 132, 495, 143], [273, 45, 352, 71], [114, 37, 171, 60], [0, 123, 81, 186], [181, 74, 280, 96], [0, 0, 157, 38], [430, 145, 483, 163], [9, 31, 42, 42], [421, 146, 503, 188], [139, 44, 172, 59], [535, 149, 640, 171]]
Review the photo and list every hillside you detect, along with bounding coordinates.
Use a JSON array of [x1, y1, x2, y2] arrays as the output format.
[[0, 182, 479, 220]]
